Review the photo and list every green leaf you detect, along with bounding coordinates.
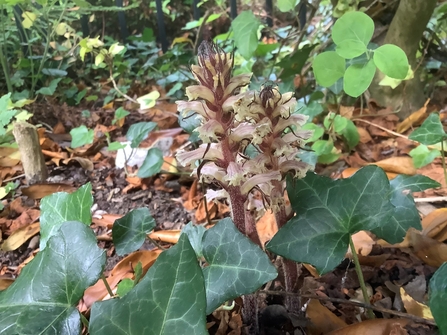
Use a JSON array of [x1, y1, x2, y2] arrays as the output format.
[[36, 78, 62, 95], [343, 59, 376, 97], [0, 221, 105, 335], [255, 42, 279, 57], [429, 262, 447, 335], [276, 0, 299, 12], [342, 120, 360, 150], [311, 140, 334, 155], [332, 11, 374, 59], [231, 11, 261, 60], [182, 222, 206, 258], [137, 147, 164, 178], [107, 141, 127, 151], [126, 122, 157, 148], [40, 184, 93, 250], [116, 278, 135, 297], [373, 44, 409, 80], [298, 100, 324, 120], [202, 218, 277, 314], [112, 208, 156, 256], [409, 113, 446, 145], [317, 153, 340, 164], [409, 144, 441, 168], [113, 107, 130, 124], [70, 125, 94, 148], [137, 91, 160, 110], [89, 234, 208, 335], [266, 166, 393, 274], [324, 113, 348, 133], [313, 52, 346, 87], [41, 68, 67, 77], [277, 45, 316, 80], [0, 93, 11, 111], [371, 174, 440, 244]]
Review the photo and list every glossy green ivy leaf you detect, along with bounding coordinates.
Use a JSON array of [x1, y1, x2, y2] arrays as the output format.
[[429, 262, 447, 335], [409, 144, 441, 168], [112, 208, 156, 256], [40, 183, 93, 250], [266, 166, 393, 274], [231, 11, 261, 60], [371, 174, 440, 244], [313, 51, 345, 87], [0, 221, 105, 335], [90, 234, 207, 335], [332, 11, 374, 59], [343, 59, 376, 97], [373, 44, 409, 80], [70, 125, 94, 148], [126, 122, 158, 148], [137, 148, 164, 178], [202, 218, 277, 314], [409, 113, 446, 145]]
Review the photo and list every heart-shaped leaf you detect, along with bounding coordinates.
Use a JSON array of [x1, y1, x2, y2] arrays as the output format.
[[112, 208, 156, 256], [266, 166, 393, 274], [182, 222, 206, 258], [313, 51, 345, 87], [126, 122, 158, 148], [410, 145, 440, 168], [89, 233, 207, 335], [371, 174, 440, 244], [40, 183, 93, 250], [137, 148, 164, 178], [409, 113, 446, 145], [231, 11, 261, 60], [0, 221, 105, 335], [429, 262, 447, 335], [202, 218, 277, 314]]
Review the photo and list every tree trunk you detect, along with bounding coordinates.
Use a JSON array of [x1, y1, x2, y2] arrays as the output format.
[[368, 0, 437, 119]]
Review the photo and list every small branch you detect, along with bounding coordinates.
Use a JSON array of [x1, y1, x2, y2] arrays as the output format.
[[259, 290, 437, 326], [414, 196, 447, 203], [100, 273, 114, 298]]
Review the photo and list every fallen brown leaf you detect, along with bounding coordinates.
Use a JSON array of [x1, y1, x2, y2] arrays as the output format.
[[306, 299, 348, 335], [327, 318, 409, 335], [21, 183, 76, 199], [396, 99, 429, 134], [0, 222, 40, 251]]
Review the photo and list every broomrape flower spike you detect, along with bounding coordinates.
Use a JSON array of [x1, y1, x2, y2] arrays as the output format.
[[176, 40, 312, 240]]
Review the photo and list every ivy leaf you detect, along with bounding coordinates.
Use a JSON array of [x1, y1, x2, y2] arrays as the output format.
[[332, 11, 374, 59], [231, 11, 261, 60], [0, 221, 105, 335], [429, 262, 447, 335], [137, 148, 164, 178], [409, 113, 446, 145], [89, 234, 208, 335], [343, 59, 376, 97], [112, 208, 156, 256], [409, 144, 440, 168], [266, 166, 393, 274], [126, 121, 158, 148], [70, 125, 94, 148], [202, 218, 277, 314], [371, 174, 440, 244], [182, 222, 206, 258], [40, 183, 93, 250], [373, 44, 409, 80], [313, 51, 345, 87], [36, 78, 62, 96]]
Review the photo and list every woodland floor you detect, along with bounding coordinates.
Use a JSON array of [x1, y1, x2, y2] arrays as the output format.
[[1, 94, 447, 334]]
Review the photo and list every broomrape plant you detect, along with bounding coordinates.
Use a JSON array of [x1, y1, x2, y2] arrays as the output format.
[[176, 40, 312, 245]]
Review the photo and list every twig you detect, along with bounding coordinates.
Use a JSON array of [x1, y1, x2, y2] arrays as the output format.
[[259, 290, 437, 326], [414, 197, 447, 203], [3, 174, 26, 183]]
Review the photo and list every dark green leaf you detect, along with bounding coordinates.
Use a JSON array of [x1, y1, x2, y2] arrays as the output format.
[[202, 218, 277, 314], [178, 110, 201, 134], [36, 78, 62, 96], [0, 221, 105, 335], [429, 262, 447, 335], [126, 122, 158, 148], [342, 120, 360, 150], [277, 45, 316, 80], [70, 125, 94, 148], [297, 101, 324, 120], [409, 114, 446, 145], [89, 234, 208, 335], [137, 148, 164, 178], [112, 208, 156, 256], [41, 68, 68, 77], [266, 166, 393, 274], [372, 174, 440, 244], [40, 184, 93, 250]]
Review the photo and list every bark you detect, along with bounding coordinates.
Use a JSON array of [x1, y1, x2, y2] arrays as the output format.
[[369, 0, 437, 119], [13, 122, 48, 184]]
